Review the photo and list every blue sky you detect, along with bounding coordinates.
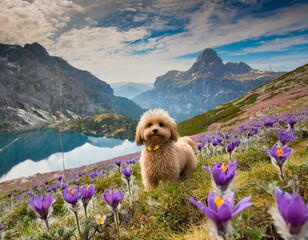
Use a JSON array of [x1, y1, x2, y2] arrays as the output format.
[[1, 0, 307, 83]]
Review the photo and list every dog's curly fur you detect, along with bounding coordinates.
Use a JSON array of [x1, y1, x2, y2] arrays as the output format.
[[135, 109, 198, 190]]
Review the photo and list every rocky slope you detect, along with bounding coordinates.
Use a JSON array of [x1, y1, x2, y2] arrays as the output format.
[[0, 43, 144, 131], [133, 48, 284, 121], [58, 113, 137, 139]]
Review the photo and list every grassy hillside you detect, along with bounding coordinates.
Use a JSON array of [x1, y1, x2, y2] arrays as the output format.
[[58, 113, 137, 139], [178, 64, 308, 136]]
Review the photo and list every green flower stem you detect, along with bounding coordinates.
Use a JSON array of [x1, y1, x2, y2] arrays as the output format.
[[9, 196, 12, 212], [44, 218, 50, 232], [114, 210, 120, 240], [73, 210, 82, 239], [84, 205, 88, 223], [127, 180, 133, 206], [279, 166, 285, 180]]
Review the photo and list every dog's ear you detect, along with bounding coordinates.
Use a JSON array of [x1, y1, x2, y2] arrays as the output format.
[[170, 120, 180, 142], [135, 123, 144, 145]]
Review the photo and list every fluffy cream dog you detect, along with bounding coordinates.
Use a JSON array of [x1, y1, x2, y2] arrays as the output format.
[[135, 109, 197, 190]]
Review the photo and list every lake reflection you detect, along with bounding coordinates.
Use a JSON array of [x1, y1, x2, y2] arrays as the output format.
[[0, 129, 141, 182]]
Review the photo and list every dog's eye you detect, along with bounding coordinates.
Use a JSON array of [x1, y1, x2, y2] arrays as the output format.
[[159, 123, 164, 127], [148, 123, 153, 127]]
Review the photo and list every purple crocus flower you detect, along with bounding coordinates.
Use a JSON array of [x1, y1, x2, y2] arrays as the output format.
[[198, 142, 206, 150], [102, 189, 124, 212], [127, 158, 137, 165], [28, 193, 55, 220], [226, 142, 236, 154], [233, 138, 240, 147], [0, 225, 6, 231], [51, 184, 58, 192], [80, 184, 96, 208], [264, 119, 274, 127], [270, 187, 308, 239], [203, 161, 237, 194], [80, 184, 96, 220], [61, 182, 68, 190], [287, 117, 297, 129], [266, 144, 293, 179], [114, 159, 121, 168], [121, 167, 134, 205], [266, 144, 293, 167], [28, 193, 55, 230], [216, 137, 223, 144], [62, 186, 81, 206], [278, 130, 296, 146], [121, 167, 133, 178], [212, 138, 220, 147], [189, 192, 252, 238], [224, 133, 230, 139]]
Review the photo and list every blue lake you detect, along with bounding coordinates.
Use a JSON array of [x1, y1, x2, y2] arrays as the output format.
[[0, 129, 141, 182]]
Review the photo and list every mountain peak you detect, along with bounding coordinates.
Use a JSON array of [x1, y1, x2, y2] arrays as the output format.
[[186, 48, 224, 77], [24, 42, 49, 57], [197, 48, 219, 61], [225, 61, 252, 74]]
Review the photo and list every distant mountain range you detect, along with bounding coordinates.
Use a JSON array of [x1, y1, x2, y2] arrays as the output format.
[[110, 82, 153, 99], [0, 43, 144, 131], [133, 48, 285, 121]]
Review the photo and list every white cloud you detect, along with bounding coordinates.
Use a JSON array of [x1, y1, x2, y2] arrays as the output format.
[[53, 26, 149, 57], [230, 35, 308, 55], [0, 0, 83, 46], [159, 1, 308, 57]]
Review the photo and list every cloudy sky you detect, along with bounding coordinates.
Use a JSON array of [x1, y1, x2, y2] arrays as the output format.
[[1, 0, 307, 83]]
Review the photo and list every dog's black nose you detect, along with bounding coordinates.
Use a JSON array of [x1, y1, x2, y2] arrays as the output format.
[[153, 129, 158, 134]]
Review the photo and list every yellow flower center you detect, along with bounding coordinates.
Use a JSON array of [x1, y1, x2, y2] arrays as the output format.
[[220, 163, 228, 172], [276, 148, 283, 157], [96, 215, 106, 225], [214, 196, 224, 209], [70, 189, 76, 196]]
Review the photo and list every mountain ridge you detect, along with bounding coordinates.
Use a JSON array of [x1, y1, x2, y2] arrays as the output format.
[[133, 48, 285, 121], [111, 82, 153, 99], [0, 42, 144, 131]]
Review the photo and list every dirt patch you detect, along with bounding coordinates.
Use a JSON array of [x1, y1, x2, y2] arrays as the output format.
[[223, 87, 308, 126]]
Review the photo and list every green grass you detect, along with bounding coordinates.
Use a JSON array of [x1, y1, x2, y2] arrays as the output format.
[[178, 92, 261, 136], [178, 102, 242, 136]]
